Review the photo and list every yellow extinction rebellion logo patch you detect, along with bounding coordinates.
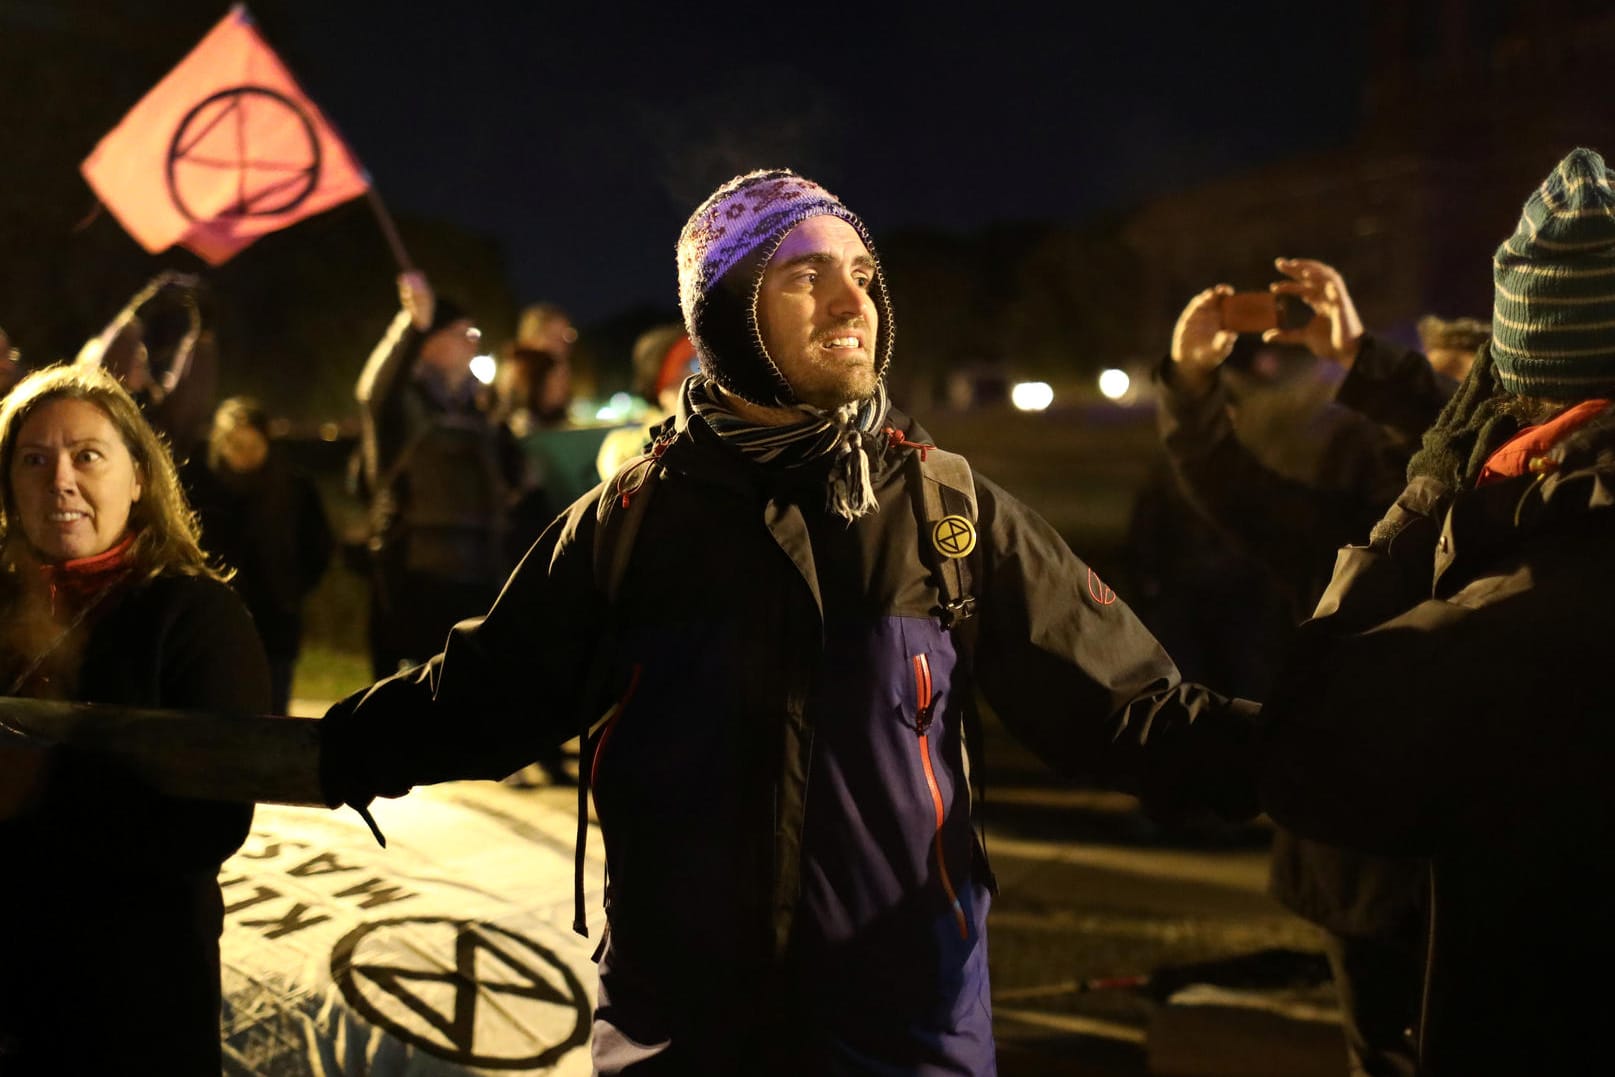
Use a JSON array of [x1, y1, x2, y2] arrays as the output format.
[[931, 515, 977, 559]]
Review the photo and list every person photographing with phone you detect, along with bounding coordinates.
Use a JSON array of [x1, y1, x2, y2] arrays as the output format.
[[1156, 258, 1468, 1077], [1161, 257, 1458, 598]]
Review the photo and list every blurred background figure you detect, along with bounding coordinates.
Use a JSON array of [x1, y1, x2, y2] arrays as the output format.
[[1123, 455, 1287, 703], [185, 397, 334, 714], [1159, 258, 1455, 1077], [1416, 313, 1488, 382], [0, 326, 25, 400], [75, 271, 220, 458], [492, 326, 571, 564], [504, 300, 577, 429], [493, 309, 586, 789], [595, 323, 697, 480], [0, 363, 268, 1075], [493, 300, 614, 567], [354, 271, 512, 679]]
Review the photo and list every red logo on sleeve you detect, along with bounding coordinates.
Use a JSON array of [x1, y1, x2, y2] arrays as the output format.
[[1087, 569, 1117, 606]]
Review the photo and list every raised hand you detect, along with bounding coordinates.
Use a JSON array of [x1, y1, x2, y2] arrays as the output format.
[[1170, 284, 1239, 395], [1266, 257, 1365, 367]]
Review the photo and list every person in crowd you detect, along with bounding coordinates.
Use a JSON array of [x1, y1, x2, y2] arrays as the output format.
[[502, 300, 577, 430], [595, 323, 700, 480], [0, 364, 269, 1074], [354, 271, 511, 679], [1258, 146, 1615, 1075], [492, 345, 567, 559], [76, 271, 220, 455], [0, 327, 24, 400], [1163, 259, 1458, 1077], [494, 300, 588, 559], [185, 397, 333, 714], [1416, 314, 1488, 383], [1123, 454, 1288, 702], [318, 168, 1260, 1074], [1163, 259, 1456, 612]]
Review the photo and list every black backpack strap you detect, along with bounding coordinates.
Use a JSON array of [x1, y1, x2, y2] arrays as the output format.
[[910, 447, 998, 894], [915, 448, 978, 629], [573, 433, 671, 939]]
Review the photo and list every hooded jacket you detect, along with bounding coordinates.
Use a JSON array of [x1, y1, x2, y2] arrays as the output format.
[[324, 392, 1259, 1074], [1259, 405, 1615, 1075]]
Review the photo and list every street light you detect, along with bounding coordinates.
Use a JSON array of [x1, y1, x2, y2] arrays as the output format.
[[1011, 381, 1054, 412], [1098, 368, 1131, 401], [470, 353, 497, 385]]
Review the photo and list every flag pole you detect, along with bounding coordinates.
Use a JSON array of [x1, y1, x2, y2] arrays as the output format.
[[228, 6, 413, 273], [364, 184, 415, 273]]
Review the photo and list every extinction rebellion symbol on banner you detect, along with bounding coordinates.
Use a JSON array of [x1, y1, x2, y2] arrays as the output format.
[[331, 917, 590, 1069], [165, 86, 323, 222]]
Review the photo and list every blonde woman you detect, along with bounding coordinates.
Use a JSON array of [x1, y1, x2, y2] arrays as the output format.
[[0, 364, 268, 1074]]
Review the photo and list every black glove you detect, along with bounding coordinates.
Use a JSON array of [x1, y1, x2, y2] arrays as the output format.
[[318, 693, 402, 847]]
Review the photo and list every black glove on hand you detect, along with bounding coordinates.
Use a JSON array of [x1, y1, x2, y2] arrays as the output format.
[[318, 692, 402, 847]]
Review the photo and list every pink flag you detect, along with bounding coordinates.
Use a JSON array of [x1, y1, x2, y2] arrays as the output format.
[[81, 5, 370, 265]]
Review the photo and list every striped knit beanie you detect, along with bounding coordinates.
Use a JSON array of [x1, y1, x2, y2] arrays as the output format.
[[1492, 147, 1615, 400], [675, 168, 894, 406]]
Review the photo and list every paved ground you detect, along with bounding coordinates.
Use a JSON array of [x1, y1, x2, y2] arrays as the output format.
[[964, 707, 1346, 1077]]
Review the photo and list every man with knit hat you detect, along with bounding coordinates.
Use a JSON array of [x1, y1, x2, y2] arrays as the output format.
[[319, 169, 1260, 1074], [1257, 147, 1615, 1075]]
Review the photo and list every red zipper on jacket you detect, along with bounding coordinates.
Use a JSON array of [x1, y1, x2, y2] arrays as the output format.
[[913, 653, 968, 941]]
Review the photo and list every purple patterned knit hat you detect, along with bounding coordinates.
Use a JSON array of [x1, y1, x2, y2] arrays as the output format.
[[675, 169, 894, 406]]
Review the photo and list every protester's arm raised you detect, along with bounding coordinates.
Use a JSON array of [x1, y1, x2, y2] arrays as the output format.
[[354, 272, 435, 494]]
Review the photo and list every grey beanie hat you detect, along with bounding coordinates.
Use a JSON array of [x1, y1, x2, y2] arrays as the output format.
[[1492, 147, 1615, 400], [675, 168, 894, 406]]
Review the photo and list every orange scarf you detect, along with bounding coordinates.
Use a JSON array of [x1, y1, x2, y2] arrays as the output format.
[[1476, 400, 1613, 485]]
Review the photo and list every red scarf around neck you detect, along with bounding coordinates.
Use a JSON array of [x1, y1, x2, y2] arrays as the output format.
[[35, 531, 138, 617], [1476, 400, 1613, 486]]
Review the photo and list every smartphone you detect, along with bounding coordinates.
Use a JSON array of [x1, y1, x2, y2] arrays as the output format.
[[1220, 292, 1313, 334]]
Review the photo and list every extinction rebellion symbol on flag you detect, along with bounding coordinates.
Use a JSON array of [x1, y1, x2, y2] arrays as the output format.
[[80, 6, 370, 265], [331, 917, 590, 1069], [165, 86, 323, 222]]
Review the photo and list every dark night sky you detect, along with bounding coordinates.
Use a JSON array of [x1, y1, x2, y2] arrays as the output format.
[[261, 1, 1366, 324]]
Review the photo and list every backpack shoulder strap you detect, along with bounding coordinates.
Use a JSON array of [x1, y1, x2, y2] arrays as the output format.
[[594, 456, 661, 603], [592, 417, 678, 602], [909, 443, 998, 893], [573, 443, 668, 942], [913, 446, 979, 628]]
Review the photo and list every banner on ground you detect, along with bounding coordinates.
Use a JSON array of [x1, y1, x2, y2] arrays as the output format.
[[220, 785, 601, 1075]]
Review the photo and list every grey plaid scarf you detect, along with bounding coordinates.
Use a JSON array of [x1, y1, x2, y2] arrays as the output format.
[[687, 374, 890, 521]]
